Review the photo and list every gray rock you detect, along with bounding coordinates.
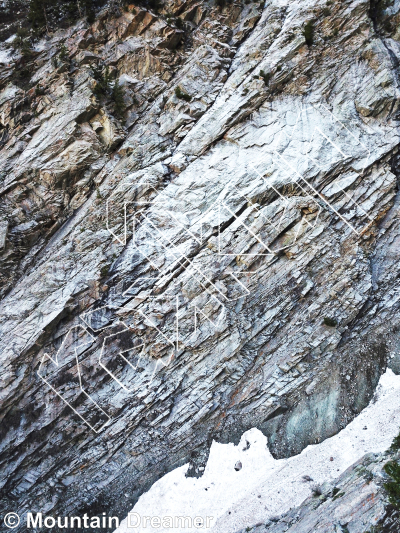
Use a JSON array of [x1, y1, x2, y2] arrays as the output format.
[[235, 461, 243, 472]]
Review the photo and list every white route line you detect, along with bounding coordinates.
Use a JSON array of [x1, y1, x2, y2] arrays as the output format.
[[37, 325, 111, 433], [194, 305, 217, 334], [137, 213, 240, 304], [247, 162, 321, 251], [98, 322, 145, 392], [285, 104, 371, 175], [40, 102, 379, 432], [273, 151, 372, 236], [248, 102, 373, 236], [106, 182, 164, 246], [217, 201, 274, 256]]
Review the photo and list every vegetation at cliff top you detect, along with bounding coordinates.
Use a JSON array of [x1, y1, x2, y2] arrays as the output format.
[[175, 86, 192, 102], [90, 64, 126, 118], [303, 20, 314, 46], [323, 317, 337, 327], [383, 460, 400, 508], [27, 0, 106, 35], [389, 429, 400, 451]]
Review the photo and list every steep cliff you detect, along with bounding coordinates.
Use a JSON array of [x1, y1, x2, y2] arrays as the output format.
[[1, 0, 400, 531]]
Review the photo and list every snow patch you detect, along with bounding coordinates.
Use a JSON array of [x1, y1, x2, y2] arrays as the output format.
[[0, 47, 12, 65], [115, 370, 400, 533]]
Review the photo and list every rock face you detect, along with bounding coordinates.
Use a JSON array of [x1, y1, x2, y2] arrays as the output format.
[[1, 0, 400, 530]]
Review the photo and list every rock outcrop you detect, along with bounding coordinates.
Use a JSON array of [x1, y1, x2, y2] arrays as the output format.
[[1, 0, 400, 531]]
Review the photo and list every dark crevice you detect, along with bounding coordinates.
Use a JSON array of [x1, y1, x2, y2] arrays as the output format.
[[368, 0, 400, 119]]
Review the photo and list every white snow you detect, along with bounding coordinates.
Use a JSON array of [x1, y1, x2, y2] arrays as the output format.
[[115, 370, 400, 533], [0, 47, 12, 65]]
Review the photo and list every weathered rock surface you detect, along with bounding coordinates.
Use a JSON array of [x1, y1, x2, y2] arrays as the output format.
[[1, 0, 400, 531]]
